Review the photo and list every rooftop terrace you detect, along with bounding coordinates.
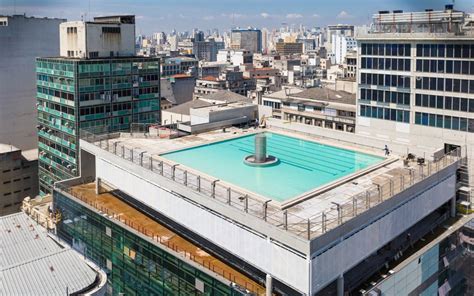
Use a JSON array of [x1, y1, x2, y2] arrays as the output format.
[[80, 127, 461, 241], [60, 182, 265, 295]]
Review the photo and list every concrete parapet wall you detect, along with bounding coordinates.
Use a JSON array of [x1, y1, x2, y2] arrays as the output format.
[[310, 169, 457, 293], [85, 141, 309, 293]]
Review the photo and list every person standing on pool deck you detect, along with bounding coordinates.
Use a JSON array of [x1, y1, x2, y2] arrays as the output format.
[[384, 145, 391, 156]]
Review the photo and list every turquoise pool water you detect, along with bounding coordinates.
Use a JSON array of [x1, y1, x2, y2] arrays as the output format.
[[162, 133, 384, 202]]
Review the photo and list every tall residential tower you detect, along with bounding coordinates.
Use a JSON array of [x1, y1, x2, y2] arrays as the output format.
[[36, 15, 160, 194]]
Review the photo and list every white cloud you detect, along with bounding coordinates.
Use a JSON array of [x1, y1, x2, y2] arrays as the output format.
[[286, 13, 303, 19], [312, 14, 320, 18], [337, 11, 352, 19], [260, 12, 270, 19], [202, 15, 215, 21]]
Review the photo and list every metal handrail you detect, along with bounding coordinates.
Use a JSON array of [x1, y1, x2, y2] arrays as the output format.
[[79, 130, 462, 240]]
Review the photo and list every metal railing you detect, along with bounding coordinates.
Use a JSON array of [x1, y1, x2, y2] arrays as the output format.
[[80, 130, 462, 240], [55, 180, 265, 295]]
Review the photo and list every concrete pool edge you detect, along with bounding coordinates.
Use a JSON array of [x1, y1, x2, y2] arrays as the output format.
[[279, 156, 399, 209], [156, 129, 394, 209]]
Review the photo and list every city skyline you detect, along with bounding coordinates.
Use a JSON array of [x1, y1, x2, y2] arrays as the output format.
[[0, 0, 472, 34]]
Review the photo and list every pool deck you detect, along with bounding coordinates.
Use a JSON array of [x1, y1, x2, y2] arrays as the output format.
[[98, 127, 414, 226], [68, 182, 265, 295]]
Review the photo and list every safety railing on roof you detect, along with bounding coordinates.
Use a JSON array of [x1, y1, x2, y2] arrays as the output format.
[[55, 180, 265, 296], [79, 130, 462, 240]]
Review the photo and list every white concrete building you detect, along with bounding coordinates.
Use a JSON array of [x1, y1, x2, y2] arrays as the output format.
[[63, 117, 462, 295], [332, 34, 356, 65], [60, 15, 136, 58], [216, 49, 253, 66]]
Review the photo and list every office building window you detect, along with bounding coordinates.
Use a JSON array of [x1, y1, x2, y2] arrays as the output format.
[[361, 43, 410, 57], [360, 73, 410, 88], [415, 112, 474, 132], [416, 77, 474, 94], [360, 105, 410, 123], [360, 88, 410, 105]]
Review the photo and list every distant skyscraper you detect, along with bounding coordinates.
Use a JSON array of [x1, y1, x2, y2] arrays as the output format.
[[0, 15, 65, 150], [193, 38, 224, 62], [37, 15, 160, 194], [230, 28, 262, 53]]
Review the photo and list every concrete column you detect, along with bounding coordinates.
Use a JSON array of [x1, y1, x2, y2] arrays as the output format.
[[337, 275, 344, 296], [265, 274, 273, 296], [95, 178, 101, 195], [450, 196, 456, 218]]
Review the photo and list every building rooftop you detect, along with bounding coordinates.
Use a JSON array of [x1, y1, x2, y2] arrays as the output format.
[[0, 143, 19, 154], [80, 126, 459, 240], [202, 90, 252, 104], [171, 74, 193, 79], [292, 87, 356, 105], [200, 75, 219, 82], [0, 212, 102, 295], [263, 88, 305, 100], [22, 148, 38, 162], [356, 6, 474, 39], [165, 99, 212, 115], [65, 182, 265, 295]]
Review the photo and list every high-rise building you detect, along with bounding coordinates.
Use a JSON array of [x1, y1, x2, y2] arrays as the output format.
[[36, 15, 160, 195], [356, 5, 474, 207], [0, 15, 65, 150], [53, 115, 463, 295], [326, 24, 354, 51], [230, 28, 262, 53], [192, 38, 225, 61]]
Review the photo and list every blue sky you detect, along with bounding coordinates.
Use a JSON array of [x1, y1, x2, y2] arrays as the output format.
[[1, 0, 472, 34]]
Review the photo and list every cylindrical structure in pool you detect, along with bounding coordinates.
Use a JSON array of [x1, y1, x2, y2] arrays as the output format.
[[255, 133, 267, 163]]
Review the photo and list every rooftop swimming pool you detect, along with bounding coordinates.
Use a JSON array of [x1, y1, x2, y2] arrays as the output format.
[[161, 132, 384, 202]]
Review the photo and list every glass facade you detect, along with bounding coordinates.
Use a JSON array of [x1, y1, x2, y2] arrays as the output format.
[[359, 41, 474, 130], [54, 191, 243, 296], [364, 219, 474, 296], [36, 57, 160, 194]]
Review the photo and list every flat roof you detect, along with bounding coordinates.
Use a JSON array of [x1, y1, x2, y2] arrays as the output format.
[[1, 212, 99, 295], [22, 148, 38, 162], [82, 126, 458, 240], [292, 87, 356, 105], [0, 143, 19, 154], [165, 99, 212, 115], [100, 129, 398, 216], [68, 183, 265, 295]]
